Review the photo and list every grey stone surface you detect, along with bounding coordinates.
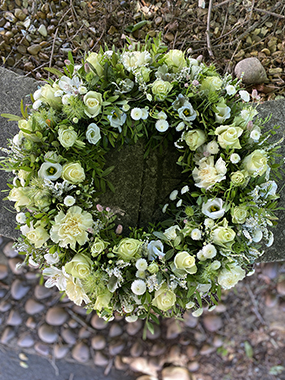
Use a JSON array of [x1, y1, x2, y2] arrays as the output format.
[[0, 67, 284, 262], [234, 57, 268, 84]]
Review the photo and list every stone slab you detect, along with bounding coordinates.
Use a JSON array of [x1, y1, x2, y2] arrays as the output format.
[[0, 67, 284, 262]]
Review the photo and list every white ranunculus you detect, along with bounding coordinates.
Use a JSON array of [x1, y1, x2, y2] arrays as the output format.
[[86, 123, 101, 144], [230, 153, 241, 164], [38, 162, 63, 181], [204, 218, 215, 228], [202, 244, 217, 259], [148, 240, 164, 260], [250, 129, 261, 142], [83, 91, 103, 118], [131, 107, 143, 120], [202, 198, 225, 219], [155, 119, 169, 132], [164, 225, 181, 240], [135, 258, 148, 271], [157, 111, 167, 120], [131, 279, 146, 295], [218, 264, 245, 289]]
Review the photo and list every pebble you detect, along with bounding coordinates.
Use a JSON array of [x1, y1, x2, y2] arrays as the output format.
[[265, 292, 278, 308], [27, 44, 41, 55], [126, 319, 143, 335], [166, 345, 181, 364], [186, 345, 198, 358], [234, 57, 268, 84], [109, 323, 123, 338], [149, 342, 166, 357], [3, 241, 18, 258], [72, 342, 90, 363], [72, 305, 88, 316], [17, 45, 27, 55], [8, 257, 24, 274], [25, 299, 45, 315], [34, 285, 53, 300], [94, 351, 109, 366], [183, 311, 198, 328], [68, 319, 78, 329], [15, 8, 27, 21], [164, 32, 174, 42], [0, 264, 8, 280], [78, 327, 90, 339], [130, 341, 144, 357], [53, 344, 69, 359], [0, 290, 6, 298], [34, 342, 50, 356], [188, 361, 200, 372], [46, 306, 68, 326], [25, 272, 39, 281], [7, 310, 22, 326], [91, 334, 106, 350], [11, 279, 30, 300], [0, 301, 11, 312], [26, 317, 36, 329], [213, 335, 223, 348], [200, 344, 215, 355], [114, 356, 129, 371], [1, 327, 15, 344], [91, 314, 108, 330], [161, 366, 191, 380], [146, 324, 161, 340], [17, 333, 34, 348], [166, 320, 182, 339], [262, 263, 279, 279], [38, 24, 47, 36], [277, 280, 285, 295], [61, 328, 77, 345], [109, 339, 125, 356], [203, 314, 223, 332], [4, 12, 17, 23], [38, 324, 58, 343]]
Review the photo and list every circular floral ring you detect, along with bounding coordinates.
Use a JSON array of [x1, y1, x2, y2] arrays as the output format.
[[1, 38, 281, 329]]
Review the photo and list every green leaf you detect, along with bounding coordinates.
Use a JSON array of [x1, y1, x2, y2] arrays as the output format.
[[146, 320, 154, 335], [165, 249, 175, 261], [244, 341, 253, 359], [149, 313, 160, 325], [102, 166, 115, 177], [195, 291, 203, 308], [44, 67, 64, 78], [1, 113, 22, 121], [106, 180, 115, 193], [153, 231, 168, 241], [269, 366, 285, 375]]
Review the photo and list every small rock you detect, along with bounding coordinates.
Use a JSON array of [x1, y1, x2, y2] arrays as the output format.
[[78, 327, 90, 339], [200, 344, 215, 355], [183, 311, 198, 328], [164, 32, 174, 42], [126, 319, 143, 336], [109, 323, 123, 338], [149, 342, 166, 357], [268, 67, 283, 75], [215, 303, 227, 313], [38, 324, 58, 344], [166, 345, 181, 364], [188, 361, 200, 372], [146, 324, 161, 340], [4, 11, 16, 23], [94, 351, 109, 366], [0, 290, 6, 298], [265, 292, 278, 308], [1, 327, 15, 344], [8, 258, 24, 274], [68, 319, 78, 329], [26, 317, 36, 329], [15, 8, 26, 21], [34, 285, 53, 300], [234, 57, 268, 84], [11, 279, 30, 300], [27, 44, 41, 55], [91, 335, 106, 350], [0, 264, 8, 280], [130, 341, 143, 357], [114, 356, 129, 371], [25, 299, 44, 315], [129, 358, 157, 377], [186, 345, 198, 358], [155, 16, 163, 25], [24, 62, 35, 71], [72, 342, 90, 363], [54, 344, 69, 359], [213, 335, 223, 348], [166, 320, 182, 339], [34, 342, 50, 356], [109, 339, 125, 356], [61, 328, 77, 345], [46, 306, 68, 326], [17, 333, 34, 348], [262, 263, 279, 279], [277, 280, 285, 295], [3, 241, 18, 258], [25, 272, 38, 281], [38, 24, 47, 36], [203, 314, 222, 332], [162, 366, 191, 380], [7, 310, 22, 326], [90, 314, 108, 330]]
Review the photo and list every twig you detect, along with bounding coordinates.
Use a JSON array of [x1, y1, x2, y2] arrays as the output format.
[[206, 0, 215, 59], [90, 27, 106, 52], [48, 27, 58, 78], [245, 283, 266, 325], [213, 0, 235, 7], [248, 0, 255, 25], [66, 308, 98, 334], [255, 7, 285, 19]]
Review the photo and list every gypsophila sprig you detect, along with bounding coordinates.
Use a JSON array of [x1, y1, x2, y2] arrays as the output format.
[[1, 36, 282, 331]]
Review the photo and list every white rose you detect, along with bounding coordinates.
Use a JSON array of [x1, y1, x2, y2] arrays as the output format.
[[242, 149, 268, 177], [62, 162, 85, 183], [86, 123, 101, 144], [58, 127, 78, 148], [165, 49, 186, 72], [218, 264, 245, 289], [164, 225, 181, 240], [183, 129, 206, 151], [86, 52, 104, 77], [215, 125, 243, 149], [26, 226, 49, 248], [152, 79, 173, 101], [212, 226, 236, 246], [84, 91, 103, 118]]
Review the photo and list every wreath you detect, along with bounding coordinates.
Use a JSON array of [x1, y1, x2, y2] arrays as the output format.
[[1, 36, 282, 334]]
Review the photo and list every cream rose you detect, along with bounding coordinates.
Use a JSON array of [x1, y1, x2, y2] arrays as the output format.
[[91, 237, 109, 257], [231, 206, 248, 224], [62, 162, 85, 183], [50, 206, 93, 250], [84, 91, 103, 118], [218, 264, 245, 289], [8, 187, 30, 211], [242, 150, 268, 177], [94, 289, 113, 311], [58, 127, 78, 148], [184, 129, 206, 151], [212, 226, 236, 246], [152, 79, 173, 101], [113, 238, 142, 262], [215, 125, 243, 149], [152, 283, 176, 311], [26, 226, 49, 248], [40, 84, 62, 109], [86, 52, 104, 77], [65, 253, 93, 279], [174, 251, 197, 274], [165, 49, 186, 72], [201, 76, 223, 92], [230, 170, 248, 187]]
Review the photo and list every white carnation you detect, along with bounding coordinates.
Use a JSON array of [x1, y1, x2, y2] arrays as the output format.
[[64, 195, 75, 207], [131, 279, 146, 295], [230, 153, 241, 163], [135, 258, 148, 271]]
